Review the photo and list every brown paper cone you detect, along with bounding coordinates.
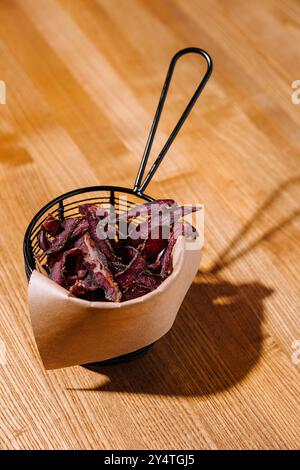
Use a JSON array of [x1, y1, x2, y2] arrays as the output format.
[[28, 237, 201, 369]]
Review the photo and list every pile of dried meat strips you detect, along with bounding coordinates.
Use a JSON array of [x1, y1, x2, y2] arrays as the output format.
[[38, 200, 199, 302]]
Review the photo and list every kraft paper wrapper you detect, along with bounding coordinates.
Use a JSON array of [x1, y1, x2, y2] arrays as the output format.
[[28, 237, 201, 369]]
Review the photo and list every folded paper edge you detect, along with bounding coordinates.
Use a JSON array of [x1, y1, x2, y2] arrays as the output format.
[[28, 237, 201, 369], [29, 236, 191, 308]]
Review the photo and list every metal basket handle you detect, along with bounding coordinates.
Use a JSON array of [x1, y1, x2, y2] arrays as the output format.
[[133, 47, 213, 194]]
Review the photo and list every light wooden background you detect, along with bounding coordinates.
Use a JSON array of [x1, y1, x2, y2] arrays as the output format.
[[0, 0, 300, 450]]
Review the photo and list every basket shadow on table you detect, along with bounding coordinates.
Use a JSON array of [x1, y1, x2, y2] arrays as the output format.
[[73, 177, 300, 397]]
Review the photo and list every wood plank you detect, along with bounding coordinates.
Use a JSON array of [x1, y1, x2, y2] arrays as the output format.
[[0, 0, 299, 449]]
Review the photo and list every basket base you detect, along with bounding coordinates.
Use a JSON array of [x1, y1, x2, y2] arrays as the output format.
[[81, 343, 154, 372]]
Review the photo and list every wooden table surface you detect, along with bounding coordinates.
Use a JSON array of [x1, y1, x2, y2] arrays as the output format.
[[0, 0, 300, 450]]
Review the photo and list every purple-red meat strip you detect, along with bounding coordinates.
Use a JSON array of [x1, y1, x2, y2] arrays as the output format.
[[117, 199, 175, 223], [79, 204, 117, 261], [118, 200, 176, 241], [128, 204, 200, 243], [160, 221, 197, 277], [62, 247, 85, 286], [44, 218, 81, 255], [71, 218, 89, 240], [42, 214, 63, 236], [49, 257, 66, 288], [122, 284, 151, 301], [136, 271, 163, 291], [39, 199, 199, 302], [70, 233, 121, 302], [121, 271, 162, 301], [38, 229, 51, 252], [115, 247, 147, 291], [141, 238, 168, 262]]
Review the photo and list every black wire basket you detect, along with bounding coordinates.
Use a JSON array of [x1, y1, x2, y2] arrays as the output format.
[[23, 47, 213, 369]]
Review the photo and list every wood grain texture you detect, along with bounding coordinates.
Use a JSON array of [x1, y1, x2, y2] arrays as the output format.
[[0, 0, 300, 449]]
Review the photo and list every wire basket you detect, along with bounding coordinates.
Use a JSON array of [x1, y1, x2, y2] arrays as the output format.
[[24, 187, 153, 280], [23, 48, 213, 368]]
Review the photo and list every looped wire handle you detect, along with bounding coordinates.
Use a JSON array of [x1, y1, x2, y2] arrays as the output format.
[[133, 47, 213, 194]]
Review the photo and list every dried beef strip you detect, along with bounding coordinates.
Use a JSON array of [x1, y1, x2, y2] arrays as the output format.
[[126, 205, 175, 246], [71, 218, 89, 240], [122, 284, 150, 301], [42, 214, 63, 236], [136, 271, 163, 291], [115, 247, 147, 291], [118, 200, 177, 242], [70, 233, 121, 302], [39, 198, 199, 302], [38, 229, 51, 252], [147, 249, 165, 273], [62, 247, 85, 286], [117, 199, 175, 223], [79, 204, 117, 261], [44, 218, 81, 255], [160, 221, 197, 277], [140, 238, 168, 262], [122, 271, 162, 301], [49, 257, 66, 288], [129, 204, 199, 242], [164, 204, 200, 226]]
